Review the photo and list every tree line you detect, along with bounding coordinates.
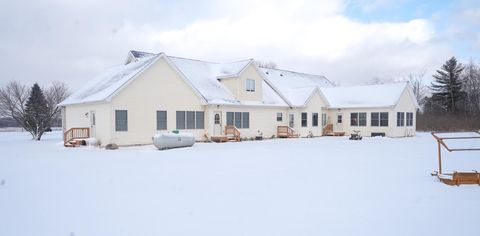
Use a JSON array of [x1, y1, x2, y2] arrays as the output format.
[[0, 81, 70, 140], [410, 57, 480, 131]]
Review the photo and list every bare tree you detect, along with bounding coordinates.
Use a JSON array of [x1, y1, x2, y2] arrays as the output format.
[[254, 60, 278, 69], [407, 71, 428, 107], [44, 81, 71, 122], [461, 59, 480, 115], [0, 81, 29, 123], [0, 81, 70, 139]]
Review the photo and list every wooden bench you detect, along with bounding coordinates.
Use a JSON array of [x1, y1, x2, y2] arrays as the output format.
[[438, 171, 480, 186]]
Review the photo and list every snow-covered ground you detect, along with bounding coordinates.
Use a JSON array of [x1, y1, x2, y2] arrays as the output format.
[[0, 131, 479, 236]]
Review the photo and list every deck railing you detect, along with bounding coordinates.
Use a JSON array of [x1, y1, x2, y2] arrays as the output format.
[[323, 124, 333, 136], [225, 125, 241, 141], [277, 126, 298, 138], [64, 127, 90, 144]]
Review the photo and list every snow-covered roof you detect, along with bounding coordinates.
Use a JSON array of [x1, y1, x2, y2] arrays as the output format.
[[60, 51, 288, 107], [59, 55, 159, 106], [320, 82, 413, 108], [260, 67, 333, 107], [60, 50, 416, 110]]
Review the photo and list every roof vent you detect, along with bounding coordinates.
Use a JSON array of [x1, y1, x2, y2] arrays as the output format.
[[266, 71, 269, 75], [280, 73, 283, 77]]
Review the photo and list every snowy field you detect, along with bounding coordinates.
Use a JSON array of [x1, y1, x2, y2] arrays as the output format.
[[1, 131, 479, 236]]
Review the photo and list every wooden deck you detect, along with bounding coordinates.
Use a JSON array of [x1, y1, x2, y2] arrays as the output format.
[[277, 126, 299, 138], [210, 136, 229, 143], [64, 127, 90, 147], [211, 125, 241, 143], [322, 124, 345, 136]]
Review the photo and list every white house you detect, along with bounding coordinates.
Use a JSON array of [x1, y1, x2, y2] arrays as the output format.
[[59, 51, 419, 146]]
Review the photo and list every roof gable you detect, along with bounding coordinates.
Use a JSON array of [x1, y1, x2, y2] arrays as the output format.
[[260, 67, 333, 107], [60, 52, 288, 107], [59, 55, 159, 106]]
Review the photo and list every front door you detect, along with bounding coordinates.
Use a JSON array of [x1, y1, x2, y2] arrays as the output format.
[[289, 113, 295, 128], [89, 111, 96, 138], [213, 111, 222, 135], [335, 113, 343, 131]]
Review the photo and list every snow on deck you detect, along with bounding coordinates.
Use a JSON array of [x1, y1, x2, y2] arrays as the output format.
[[1, 132, 479, 236], [320, 82, 408, 108]]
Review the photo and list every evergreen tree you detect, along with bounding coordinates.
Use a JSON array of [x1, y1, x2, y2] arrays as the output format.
[[24, 83, 50, 140], [431, 57, 465, 113]]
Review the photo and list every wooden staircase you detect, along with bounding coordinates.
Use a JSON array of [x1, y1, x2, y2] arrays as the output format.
[[277, 126, 299, 138], [225, 125, 241, 142], [323, 124, 334, 136], [64, 127, 90, 147]]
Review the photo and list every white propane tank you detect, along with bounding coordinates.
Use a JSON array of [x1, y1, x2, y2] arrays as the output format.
[[152, 132, 195, 150]]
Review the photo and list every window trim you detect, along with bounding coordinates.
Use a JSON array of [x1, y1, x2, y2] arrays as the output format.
[[246, 79, 255, 92], [406, 112, 413, 126], [397, 112, 405, 127], [156, 110, 167, 130], [115, 110, 128, 132], [322, 113, 327, 126], [312, 113, 319, 127], [301, 112, 308, 127], [371, 112, 388, 127], [276, 112, 283, 122], [176, 110, 204, 130], [350, 112, 367, 127], [226, 112, 250, 129]]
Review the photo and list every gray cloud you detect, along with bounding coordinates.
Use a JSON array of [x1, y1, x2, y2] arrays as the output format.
[[0, 0, 478, 89]]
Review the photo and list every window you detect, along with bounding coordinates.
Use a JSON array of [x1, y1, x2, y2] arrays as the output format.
[[246, 79, 255, 92], [359, 113, 366, 126], [350, 113, 358, 126], [289, 114, 294, 128], [276, 112, 283, 122], [156, 111, 167, 130], [371, 112, 388, 127], [351, 112, 366, 126], [380, 112, 388, 126], [406, 112, 413, 126], [226, 112, 250, 128], [176, 111, 204, 129], [196, 111, 204, 129], [214, 114, 220, 124], [115, 110, 128, 131], [337, 114, 342, 124], [322, 113, 327, 126], [234, 112, 242, 128], [176, 111, 186, 129], [371, 112, 379, 126], [312, 113, 319, 127], [186, 111, 195, 129], [242, 112, 249, 128], [301, 112, 308, 127], [227, 112, 234, 126], [397, 112, 405, 127]]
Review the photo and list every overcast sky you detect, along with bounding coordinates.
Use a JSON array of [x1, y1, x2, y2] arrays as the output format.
[[1, 0, 479, 88]]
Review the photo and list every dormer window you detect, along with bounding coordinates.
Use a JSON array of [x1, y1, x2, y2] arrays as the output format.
[[246, 79, 255, 92]]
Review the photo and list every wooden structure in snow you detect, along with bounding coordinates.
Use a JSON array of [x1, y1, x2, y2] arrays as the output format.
[[277, 126, 299, 138], [64, 127, 90, 147], [431, 131, 480, 186], [211, 125, 241, 142]]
